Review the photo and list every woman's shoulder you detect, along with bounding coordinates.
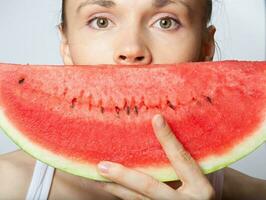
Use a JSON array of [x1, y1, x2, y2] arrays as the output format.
[[0, 149, 35, 173], [0, 150, 35, 198]]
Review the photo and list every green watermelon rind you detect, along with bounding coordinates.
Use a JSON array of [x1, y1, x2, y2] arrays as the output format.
[[0, 108, 266, 182]]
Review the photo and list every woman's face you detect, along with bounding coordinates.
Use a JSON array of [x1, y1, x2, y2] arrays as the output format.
[[60, 0, 215, 65]]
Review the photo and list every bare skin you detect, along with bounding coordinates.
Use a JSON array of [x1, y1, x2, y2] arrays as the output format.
[[1, 147, 266, 199], [1, 0, 266, 199], [0, 150, 119, 200]]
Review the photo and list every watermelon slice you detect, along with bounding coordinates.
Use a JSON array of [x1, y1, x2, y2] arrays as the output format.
[[0, 61, 266, 182]]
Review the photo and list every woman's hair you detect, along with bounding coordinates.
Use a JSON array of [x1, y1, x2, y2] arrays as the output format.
[[61, 0, 66, 31], [206, 0, 213, 23], [60, 0, 213, 31]]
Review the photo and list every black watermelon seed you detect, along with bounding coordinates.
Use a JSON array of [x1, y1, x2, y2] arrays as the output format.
[[205, 96, 212, 104], [18, 78, 25, 84], [115, 106, 120, 115], [101, 107, 105, 114], [167, 100, 176, 110], [134, 106, 138, 115], [126, 106, 130, 115], [71, 98, 77, 108]]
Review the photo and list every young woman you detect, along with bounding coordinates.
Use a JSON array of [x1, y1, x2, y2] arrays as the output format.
[[1, 0, 266, 199]]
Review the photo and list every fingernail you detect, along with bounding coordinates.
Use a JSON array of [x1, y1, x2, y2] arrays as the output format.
[[154, 114, 165, 128], [98, 161, 110, 174]]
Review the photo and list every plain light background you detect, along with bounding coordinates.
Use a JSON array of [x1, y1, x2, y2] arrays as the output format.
[[0, 0, 266, 179]]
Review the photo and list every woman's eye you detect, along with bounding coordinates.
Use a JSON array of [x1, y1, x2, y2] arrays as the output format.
[[87, 17, 114, 29], [153, 17, 180, 30]]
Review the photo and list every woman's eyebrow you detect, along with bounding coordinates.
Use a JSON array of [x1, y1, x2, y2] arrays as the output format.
[[76, 0, 116, 13], [153, 0, 191, 11], [76, 0, 191, 14]]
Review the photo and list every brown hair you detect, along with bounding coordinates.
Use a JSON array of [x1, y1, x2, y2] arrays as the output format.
[[206, 0, 213, 23], [61, 0, 66, 31], [60, 0, 213, 31]]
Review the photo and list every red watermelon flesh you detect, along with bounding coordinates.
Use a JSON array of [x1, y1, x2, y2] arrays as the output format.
[[0, 61, 266, 182]]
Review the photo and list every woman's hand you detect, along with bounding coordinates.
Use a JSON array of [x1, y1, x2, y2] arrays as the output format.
[[96, 114, 215, 200]]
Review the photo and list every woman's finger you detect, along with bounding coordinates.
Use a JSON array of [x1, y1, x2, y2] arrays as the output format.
[[96, 182, 151, 200], [152, 114, 208, 186], [97, 161, 176, 200]]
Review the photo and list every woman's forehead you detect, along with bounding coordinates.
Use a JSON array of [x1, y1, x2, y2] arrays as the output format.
[[67, 0, 204, 11]]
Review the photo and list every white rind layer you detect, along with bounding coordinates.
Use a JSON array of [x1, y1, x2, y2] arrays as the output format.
[[0, 108, 266, 182]]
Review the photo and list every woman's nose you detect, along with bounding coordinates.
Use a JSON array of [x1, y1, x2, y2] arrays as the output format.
[[113, 35, 152, 65]]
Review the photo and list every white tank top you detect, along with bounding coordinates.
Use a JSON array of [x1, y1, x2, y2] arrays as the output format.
[[26, 160, 55, 200], [26, 160, 224, 200]]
